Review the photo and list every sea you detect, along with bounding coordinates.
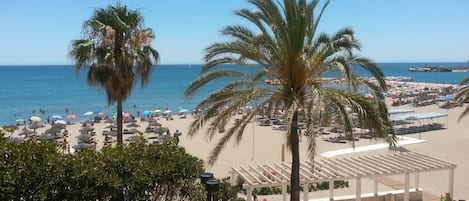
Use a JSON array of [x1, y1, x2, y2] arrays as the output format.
[[1, 62, 468, 126]]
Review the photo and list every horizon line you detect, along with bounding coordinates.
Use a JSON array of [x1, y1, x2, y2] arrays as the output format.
[[1, 61, 468, 66]]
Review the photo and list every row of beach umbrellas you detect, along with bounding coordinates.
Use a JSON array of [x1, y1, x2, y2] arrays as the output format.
[[16, 108, 190, 124]]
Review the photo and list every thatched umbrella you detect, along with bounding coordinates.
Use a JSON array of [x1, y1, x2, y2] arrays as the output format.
[[105, 124, 117, 129], [38, 134, 56, 141], [45, 127, 62, 134], [148, 122, 161, 127], [154, 127, 169, 134], [73, 143, 93, 151], [126, 123, 140, 128], [76, 134, 94, 143]]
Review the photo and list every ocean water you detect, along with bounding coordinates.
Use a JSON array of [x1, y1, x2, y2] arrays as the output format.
[[1, 63, 468, 125]]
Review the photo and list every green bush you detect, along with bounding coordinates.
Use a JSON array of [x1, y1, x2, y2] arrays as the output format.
[[0, 138, 205, 200]]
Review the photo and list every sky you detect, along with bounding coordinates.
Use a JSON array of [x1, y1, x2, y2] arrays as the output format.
[[0, 0, 468, 65]]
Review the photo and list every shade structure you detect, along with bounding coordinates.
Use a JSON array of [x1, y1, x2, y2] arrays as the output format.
[[153, 109, 161, 113], [142, 111, 152, 116], [96, 112, 105, 117], [148, 122, 161, 127], [30, 116, 41, 122], [15, 119, 25, 123], [29, 124, 42, 129], [73, 143, 94, 151], [122, 113, 131, 118], [178, 109, 189, 113], [126, 122, 140, 128], [232, 152, 457, 201], [51, 115, 63, 120], [83, 111, 93, 116], [163, 110, 172, 114], [66, 114, 76, 119], [55, 120, 67, 125]]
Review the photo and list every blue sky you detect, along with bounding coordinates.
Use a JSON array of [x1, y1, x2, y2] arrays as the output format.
[[0, 0, 468, 65]]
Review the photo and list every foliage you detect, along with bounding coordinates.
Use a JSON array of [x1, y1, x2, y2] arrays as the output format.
[[0, 126, 13, 137], [69, 3, 159, 144], [455, 76, 469, 121], [185, 0, 394, 200], [0, 139, 204, 201]]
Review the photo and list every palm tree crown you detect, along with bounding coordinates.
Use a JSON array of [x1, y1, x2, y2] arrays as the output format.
[[70, 4, 159, 144], [456, 77, 469, 120], [186, 0, 394, 200]]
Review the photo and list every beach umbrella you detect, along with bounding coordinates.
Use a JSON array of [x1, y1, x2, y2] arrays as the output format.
[[126, 122, 140, 128], [163, 110, 172, 114], [79, 127, 94, 132], [105, 124, 117, 129], [45, 127, 61, 134], [38, 134, 56, 141], [148, 122, 161, 127], [30, 116, 41, 122], [153, 109, 161, 113], [94, 109, 102, 114], [122, 113, 131, 118], [104, 119, 114, 123], [73, 143, 93, 151], [55, 120, 67, 125], [178, 109, 189, 114], [29, 124, 42, 129], [83, 111, 93, 116], [66, 114, 76, 119], [142, 111, 152, 116], [16, 119, 25, 123], [96, 112, 105, 117], [51, 115, 63, 120]]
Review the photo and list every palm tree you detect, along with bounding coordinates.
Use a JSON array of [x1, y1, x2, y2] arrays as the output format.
[[185, 0, 394, 200], [69, 4, 159, 144], [455, 77, 469, 120]]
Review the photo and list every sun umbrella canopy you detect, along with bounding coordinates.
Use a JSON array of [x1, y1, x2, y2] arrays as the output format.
[[142, 111, 152, 116], [30, 116, 41, 122], [122, 113, 131, 118], [178, 109, 189, 113], [96, 112, 105, 116], [153, 109, 161, 113], [163, 110, 172, 114], [66, 114, 76, 119], [84, 111, 93, 116], [16, 119, 25, 123], [55, 120, 67, 125], [94, 109, 102, 114], [51, 115, 63, 120]]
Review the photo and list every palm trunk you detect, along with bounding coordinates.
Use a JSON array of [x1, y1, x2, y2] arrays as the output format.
[[290, 109, 300, 201], [117, 100, 123, 145]]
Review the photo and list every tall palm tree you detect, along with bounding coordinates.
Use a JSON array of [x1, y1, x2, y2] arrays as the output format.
[[455, 77, 469, 120], [69, 4, 159, 144], [185, 0, 394, 200]]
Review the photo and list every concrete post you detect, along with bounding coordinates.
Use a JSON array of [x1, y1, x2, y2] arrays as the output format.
[[356, 178, 361, 201], [329, 180, 334, 201], [282, 185, 287, 201], [373, 178, 378, 195], [404, 173, 410, 201], [247, 188, 252, 201], [414, 173, 419, 191], [303, 184, 309, 201], [449, 168, 454, 199]]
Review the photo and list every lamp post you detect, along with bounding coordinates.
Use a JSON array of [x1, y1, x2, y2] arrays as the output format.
[[200, 172, 220, 201]]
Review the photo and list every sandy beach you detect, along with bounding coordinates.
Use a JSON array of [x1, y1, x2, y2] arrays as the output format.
[[8, 83, 469, 200]]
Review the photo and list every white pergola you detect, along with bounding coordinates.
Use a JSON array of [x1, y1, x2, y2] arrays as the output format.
[[231, 152, 456, 201]]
